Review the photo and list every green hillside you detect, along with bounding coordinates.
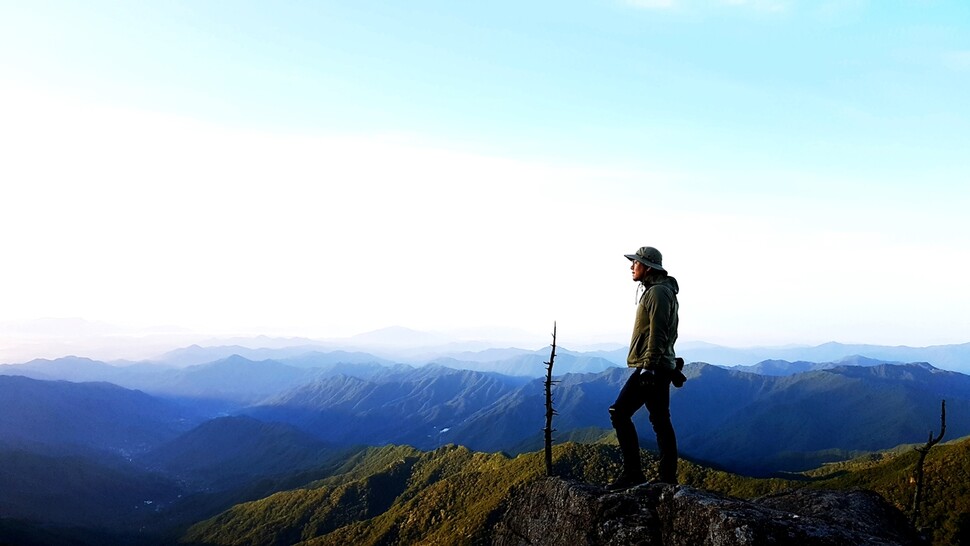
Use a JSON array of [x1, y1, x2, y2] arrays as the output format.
[[182, 442, 796, 546], [184, 436, 970, 546], [802, 435, 970, 545]]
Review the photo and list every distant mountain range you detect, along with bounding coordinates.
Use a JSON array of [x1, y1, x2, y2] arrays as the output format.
[[2, 353, 410, 406], [3, 347, 968, 476], [140, 415, 333, 490], [4, 318, 969, 372], [153, 338, 970, 375], [244, 365, 531, 447], [146, 334, 970, 373], [3, 343, 970, 545], [727, 355, 897, 376], [678, 340, 970, 372], [158, 345, 397, 368], [0, 375, 202, 457], [431, 361, 969, 474]]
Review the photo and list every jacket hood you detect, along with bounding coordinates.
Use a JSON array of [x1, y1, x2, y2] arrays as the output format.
[[643, 274, 679, 295]]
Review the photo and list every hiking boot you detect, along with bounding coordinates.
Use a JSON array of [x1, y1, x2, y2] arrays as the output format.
[[606, 472, 647, 491]]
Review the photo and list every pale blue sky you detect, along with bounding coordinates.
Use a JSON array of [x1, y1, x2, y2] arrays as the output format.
[[1, 1, 969, 356]]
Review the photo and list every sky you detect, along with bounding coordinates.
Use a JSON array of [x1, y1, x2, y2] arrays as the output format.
[[1, 0, 969, 360]]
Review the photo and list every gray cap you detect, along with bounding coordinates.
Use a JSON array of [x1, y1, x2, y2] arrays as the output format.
[[624, 246, 665, 271]]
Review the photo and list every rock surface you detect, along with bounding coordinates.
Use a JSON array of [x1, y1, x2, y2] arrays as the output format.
[[492, 478, 923, 546]]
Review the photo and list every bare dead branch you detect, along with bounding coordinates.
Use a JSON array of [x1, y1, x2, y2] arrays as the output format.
[[911, 400, 946, 527], [544, 322, 558, 477]]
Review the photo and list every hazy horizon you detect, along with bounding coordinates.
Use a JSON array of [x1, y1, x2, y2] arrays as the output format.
[[2, 316, 968, 366]]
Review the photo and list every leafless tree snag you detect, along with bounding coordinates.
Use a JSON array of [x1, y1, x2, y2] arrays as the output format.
[[544, 322, 559, 477], [911, 399, 946, 526]]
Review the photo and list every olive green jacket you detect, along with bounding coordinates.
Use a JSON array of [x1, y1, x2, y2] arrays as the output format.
[[627, 274, 679, 371]]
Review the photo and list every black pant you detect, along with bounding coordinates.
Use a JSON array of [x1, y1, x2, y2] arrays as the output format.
[[609, 367, 678, 483]]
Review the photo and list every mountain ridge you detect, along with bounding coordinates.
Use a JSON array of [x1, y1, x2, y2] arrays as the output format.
[[5, 335, 970, 372], [3, 356, 967, 475], [0, 375, 202, 457]]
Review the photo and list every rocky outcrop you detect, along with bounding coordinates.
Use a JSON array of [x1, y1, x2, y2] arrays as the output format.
[[492, 478, 923, 546]]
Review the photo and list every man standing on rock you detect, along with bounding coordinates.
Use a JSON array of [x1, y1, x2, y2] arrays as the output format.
[[608, 246, 680, 490]]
